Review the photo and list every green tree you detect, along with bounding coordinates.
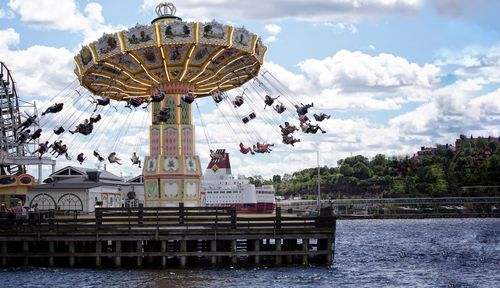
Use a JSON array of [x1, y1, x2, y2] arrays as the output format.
[[272, 174, 282, 183], [353, 162, 373, 179], [339, 164, 354, 176]]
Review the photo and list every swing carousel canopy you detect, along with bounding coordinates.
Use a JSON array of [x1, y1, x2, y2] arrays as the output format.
[[74, 2, 267, 101]]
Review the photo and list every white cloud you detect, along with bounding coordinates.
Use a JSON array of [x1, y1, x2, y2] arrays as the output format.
[[314, 22, 358, 34], [142, 0, 422, 21], [8, 0, 98, 31], [389, 102, 439, 133], [435, 45, 500, 68], [436, 44, 500, 87], [7, 0, 125, 45], [261, 50, 439, 113], [264, 24, 281, 35], [388, 77, 499, 143], [298, 50, 439, 91], [263, 62, 309, 92], [469, 88, 500, 122], [263, 24, 281, 43], [0, 28, 75, 98], [264, 35, 277, 43], [0, 28, 20, 51]]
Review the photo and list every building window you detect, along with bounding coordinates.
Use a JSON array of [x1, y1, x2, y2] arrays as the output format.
[[58, 194, 83, 211], [30, 194, 56, 210]]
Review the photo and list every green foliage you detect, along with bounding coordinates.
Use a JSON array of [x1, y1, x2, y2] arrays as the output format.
[[257, 136, 500, 199], [339, 164, 354, 176]]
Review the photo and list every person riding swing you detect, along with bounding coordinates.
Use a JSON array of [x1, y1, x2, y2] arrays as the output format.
[[93, 150, 105, 162], [212, 90, 224, 104], [49, 140, 63, 154], [295, 103, 314, 116], [313, 112, 331, 122], [153, 107, 171, 124], [143, 91, 165, 108], [53, 126, 65, 135], [53, 144, 68, 159], [125, 98, 145, 110], [41, 103, 64, 116], [33, 141, 49, 158], [300, 122, 326, 134], [131, 152, 141, 168], [90, 114, 102, 123], [179, 90, 196, 106], [239, 142, 255, 155], [282, 134, 301, 146], [264, 95, 280, 109], [17, 114, 38, 132], [298, 114, 310, 125], [77, 153, 86, 165], [69, 119, 93, 135], [17, 129, 30, 144], [279, 122, 298, 136], [90, 97, 110, 112], [28, 128, 42, 142], [232, 95, 244, 107], [253, 142, 274, 153], [108, 152, 122, 165], [273, 103, 286, 114], [209, 150, 225, 162]]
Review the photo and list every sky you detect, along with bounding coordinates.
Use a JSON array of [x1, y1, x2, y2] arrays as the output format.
[[1, 0, 499, 179]]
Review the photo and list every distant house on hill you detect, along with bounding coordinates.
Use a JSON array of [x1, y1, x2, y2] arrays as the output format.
[[27, 166, 127, 213], [413, 143, 454, 159], [455, 135, 500, 151], [416, 146, 437, 157]]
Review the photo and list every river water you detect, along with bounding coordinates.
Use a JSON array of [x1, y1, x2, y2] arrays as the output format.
[[1, 218, 498, 287]]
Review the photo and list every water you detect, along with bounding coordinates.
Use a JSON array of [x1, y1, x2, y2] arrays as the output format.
[[0, 218, 498, 287]]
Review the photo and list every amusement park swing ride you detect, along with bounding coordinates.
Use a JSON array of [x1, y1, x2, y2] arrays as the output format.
[[0, 2, 330, 208]]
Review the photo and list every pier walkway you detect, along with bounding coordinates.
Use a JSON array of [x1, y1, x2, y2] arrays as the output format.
[[0, 206, 336, 268]]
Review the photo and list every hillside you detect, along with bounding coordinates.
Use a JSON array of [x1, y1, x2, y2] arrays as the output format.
[[250, 136, 500, 199]]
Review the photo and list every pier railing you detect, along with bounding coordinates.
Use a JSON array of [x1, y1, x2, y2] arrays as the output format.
[[0, 206, 336, 236]]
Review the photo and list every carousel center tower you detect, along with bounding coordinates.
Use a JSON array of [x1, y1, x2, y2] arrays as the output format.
[[73, 2, 266, 207]]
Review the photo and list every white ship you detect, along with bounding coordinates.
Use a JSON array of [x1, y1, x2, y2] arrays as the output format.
[[200, 149, 275, 213]]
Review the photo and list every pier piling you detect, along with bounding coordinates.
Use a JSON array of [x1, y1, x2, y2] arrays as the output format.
[[0, 207, 336, 268]]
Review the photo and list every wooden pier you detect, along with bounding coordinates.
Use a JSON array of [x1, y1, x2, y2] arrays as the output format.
[[0, 205, 336, 268]]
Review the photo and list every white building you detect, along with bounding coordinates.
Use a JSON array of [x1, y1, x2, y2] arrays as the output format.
[[27, 166, 127, 213]]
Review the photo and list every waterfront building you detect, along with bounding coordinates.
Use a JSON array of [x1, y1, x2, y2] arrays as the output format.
[[27, 166, 125, 213]]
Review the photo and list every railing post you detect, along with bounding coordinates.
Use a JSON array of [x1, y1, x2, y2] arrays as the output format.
[[128, 208, 132, 233], [179, 203, 185, 225], [156, 208, 159, 236], [73, 210, 78, 231], [317, 206, 334, 228], [95, 209, 102, 234], [275, 207, 281, 230], [214, 209, 218, 230], [138, 206, 143, 225], [230, 208, 236, 230]]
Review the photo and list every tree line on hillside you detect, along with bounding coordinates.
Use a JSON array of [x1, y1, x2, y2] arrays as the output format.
[[249, 136, 500, 199]]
